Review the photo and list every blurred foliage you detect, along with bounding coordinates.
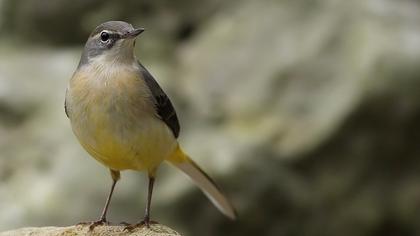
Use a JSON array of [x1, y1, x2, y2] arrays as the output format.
[[1, 0, 420, 236]]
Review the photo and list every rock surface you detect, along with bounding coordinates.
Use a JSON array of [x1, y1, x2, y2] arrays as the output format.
[[0, 224, 181, 236]]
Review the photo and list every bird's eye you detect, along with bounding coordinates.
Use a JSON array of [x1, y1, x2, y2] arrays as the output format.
[[100, 32, 110, 42]]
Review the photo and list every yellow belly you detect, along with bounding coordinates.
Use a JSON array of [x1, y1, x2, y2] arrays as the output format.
[[67, 65, 177, 172], [73, 115, 177, 171]]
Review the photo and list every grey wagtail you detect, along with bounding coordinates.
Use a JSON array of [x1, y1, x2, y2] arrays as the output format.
[[65, 21, 236, 230]]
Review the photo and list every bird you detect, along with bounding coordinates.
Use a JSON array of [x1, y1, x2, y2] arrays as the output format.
[[64, 21, 236, 230]]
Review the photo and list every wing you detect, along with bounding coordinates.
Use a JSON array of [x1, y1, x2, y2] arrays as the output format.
[[65, 100, 69, 118], [138, 62, 180, 138], [64, 89, 69, 118]]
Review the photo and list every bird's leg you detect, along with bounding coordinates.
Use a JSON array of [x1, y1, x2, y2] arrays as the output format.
[[124, 171, 158, 231], [143, 175, 155, 226], [80, 169, 120, 231]]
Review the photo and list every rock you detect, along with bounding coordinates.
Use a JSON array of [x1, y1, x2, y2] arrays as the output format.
[[176, 0, 420, 163], [166, 0, 420, 235], [0, 224, 181, 236]]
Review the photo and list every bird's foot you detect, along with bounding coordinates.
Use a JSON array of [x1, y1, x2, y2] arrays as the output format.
[[123, 218, 158, 231], [119, 221, 131, 226], [78, 218, 110, 231]]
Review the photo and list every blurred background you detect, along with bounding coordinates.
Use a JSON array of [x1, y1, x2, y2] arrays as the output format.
[[0, 0, 420, 235]]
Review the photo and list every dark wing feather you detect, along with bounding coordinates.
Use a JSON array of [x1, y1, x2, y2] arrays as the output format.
[[138, 62, 180, 138], [64, 90, 69, 118], [64, 100, 69, 118]]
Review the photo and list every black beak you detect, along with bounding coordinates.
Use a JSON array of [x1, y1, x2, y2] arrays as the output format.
[[123, 28, 145, 39]]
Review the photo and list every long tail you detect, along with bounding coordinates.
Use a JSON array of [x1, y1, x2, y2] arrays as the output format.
[[167, 145, 237, 220]]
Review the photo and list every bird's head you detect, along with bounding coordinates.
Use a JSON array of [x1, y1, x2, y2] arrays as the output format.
[[80, 21, 144, 67]]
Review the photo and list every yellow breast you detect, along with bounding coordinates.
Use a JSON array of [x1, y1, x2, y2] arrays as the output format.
[[66, 63, 177, 171]]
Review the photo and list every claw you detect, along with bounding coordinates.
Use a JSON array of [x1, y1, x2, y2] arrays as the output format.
[[119, 221, 131, 226], [77, 221, 90, 226], [123, 219, 158, 231], [78, 218, 109, 231]]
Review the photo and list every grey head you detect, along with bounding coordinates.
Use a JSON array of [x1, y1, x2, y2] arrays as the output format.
[[79, 21, 144, 67]]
